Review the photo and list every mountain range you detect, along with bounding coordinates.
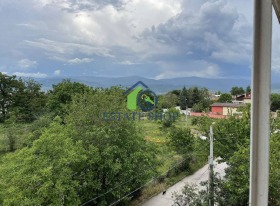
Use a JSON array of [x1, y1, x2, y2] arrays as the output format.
[[33, 76, 280, 94], [35, 76, 254, 94]]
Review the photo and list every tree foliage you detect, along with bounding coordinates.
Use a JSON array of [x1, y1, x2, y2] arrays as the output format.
[[230, 86, 245, 97], [47, 79, 92, 117], [168, 127, 194, 155], [180, 86, 187, 110], [0, 87, 160, 205], [218, 93, 232, 103], [174, 107, 280, 206], [0, 73, 46, 122], [271, 93, 280, 112], [0, 118, 86, 205], [246, 85, 251, 94], [158, 92, 178, 109], [176, 86, 211, 111], [213, 106, 250, 161], [0, 73, 21, 122], [66, 88, 159, 205], [12, 79, 47, 122]]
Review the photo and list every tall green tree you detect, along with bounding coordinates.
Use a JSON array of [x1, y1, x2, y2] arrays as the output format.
[[0, 73, 22, 122], [218, 93, 233, 103], [65, 88, 159, 205], [230, 86, 245, 97], [180, 86, 187, 110], [246, 85, 251, 94], [271, 93, 280, 112], [168, 127, 194, 155], [12, 79, 47, 122], [184, 87, 211, 110], [157, 92, 178, 109], [213, 106, 250, 161], [47, 79, 92, 117], [192, 87, 200, 105]]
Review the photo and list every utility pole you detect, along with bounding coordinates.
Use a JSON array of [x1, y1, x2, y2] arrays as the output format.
[[209, 126, 214, 206], [185, 98, 188, 125]]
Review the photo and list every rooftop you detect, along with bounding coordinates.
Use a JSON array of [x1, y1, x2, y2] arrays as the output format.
[[211, 103, 245, 108]]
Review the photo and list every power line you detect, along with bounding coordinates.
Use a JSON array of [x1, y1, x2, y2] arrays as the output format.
[[107, 156, 206, 206], [80, 154, 207, 206], [79, 154, 178, 206], [79, 154, 197, 206], [112, 160, 194, 205], [108, 179, 155, 206], [194, 167, 209, 185]]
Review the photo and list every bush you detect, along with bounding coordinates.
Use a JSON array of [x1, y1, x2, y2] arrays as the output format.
[[161, 107, 180, 128], [168, 127, 194, 155]]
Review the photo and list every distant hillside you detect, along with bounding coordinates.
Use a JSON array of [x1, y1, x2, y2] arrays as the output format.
[[35, 76, 253, 94]]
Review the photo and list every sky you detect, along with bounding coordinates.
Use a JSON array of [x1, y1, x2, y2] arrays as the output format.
[[0, 0, 280, 80]]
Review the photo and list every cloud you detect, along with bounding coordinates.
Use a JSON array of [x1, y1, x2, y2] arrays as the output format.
[[24, 39, 113, 58], [155, 60, 220, 79], [68, 58, 94, 64], [54, 69, 61, 76], [18, 59, 37, 69], [118, 60, 139, 65], [12, 0, 181, 61], [142, 0, 252, 64], [13, 72, 48, 78], [0, 0, 267, 79]]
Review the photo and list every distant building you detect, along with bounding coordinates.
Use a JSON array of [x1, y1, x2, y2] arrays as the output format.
[[211, 103, 244, 116], [210, 93, 220, 101], [233, 93, 251, 104]]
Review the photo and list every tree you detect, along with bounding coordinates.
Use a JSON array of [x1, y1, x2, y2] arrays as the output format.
[[185, 87, 211, 110], [192, 102, 204, 112], [192, 87, 200, 105], [230, 86, 245, 97], [47, 79, 92, 117], [172, 183, 209, 206], [0, 88, 160, 205], [213, 106, 250, 161], [170, 89, 181, 96], [0, 73, 22, 122], [65, 88, 159, 205], [168, 127, 194, 155], [180, 86, 187, 110], [157, 92, 178, 109], [173, 107, 280, 206], [174, 113, 280, 206], [186, 88, 193, 108], [218, 93, 232, 103], [246, 85, 251, 94], [168, 127, 195, 171], [12, 79, 47, 122], [0, 118, 87, 205], [271, 93, 280, 112], [0, 73, 46, 123]]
